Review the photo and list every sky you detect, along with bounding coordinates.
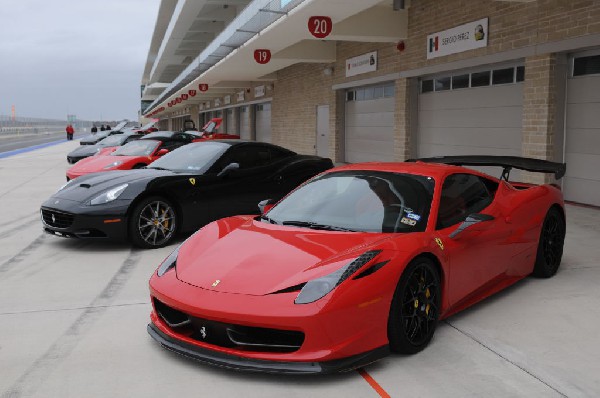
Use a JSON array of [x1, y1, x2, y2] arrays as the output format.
[[0, 0, 160, 121]]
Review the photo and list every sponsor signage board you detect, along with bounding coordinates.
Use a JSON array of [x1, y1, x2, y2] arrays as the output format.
[[237, 90, 245, 102], [255, 85, 266, 98], [427, 18, 488, 60], [224, 95, 231, 105], [346, 51, 377, 77]]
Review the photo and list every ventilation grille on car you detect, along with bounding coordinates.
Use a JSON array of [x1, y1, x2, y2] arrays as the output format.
[[41, 209, 74, 229], [153, 298, 304, 353]]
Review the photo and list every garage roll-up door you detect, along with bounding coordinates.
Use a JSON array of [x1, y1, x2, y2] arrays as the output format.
[[255, 103, 271, 143], [345, 83, 395, 163], [564, 53, 600, 206], [418, 66, 524, 161]]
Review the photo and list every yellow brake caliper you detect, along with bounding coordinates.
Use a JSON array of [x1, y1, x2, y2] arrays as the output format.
[[425, 288, 431, 315], [161, 209, 169, 229]]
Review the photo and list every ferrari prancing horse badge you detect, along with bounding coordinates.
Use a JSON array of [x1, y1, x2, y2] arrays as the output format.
[[189, 178, 196, 185], [434, 238, 444, 251]]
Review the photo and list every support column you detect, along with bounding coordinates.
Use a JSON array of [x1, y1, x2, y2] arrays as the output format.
[[394, 77, 414, 161], [331, 90, 346, 163], [189, 105, 200, 130], [167, 117, 174, 131], [522, 53, 560, 184]]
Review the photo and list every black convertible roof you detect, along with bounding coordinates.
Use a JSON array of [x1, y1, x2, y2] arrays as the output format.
[[408, 155, 566, 180]]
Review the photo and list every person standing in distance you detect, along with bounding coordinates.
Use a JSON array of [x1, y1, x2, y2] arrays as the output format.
[[66, 124, 75, 141]]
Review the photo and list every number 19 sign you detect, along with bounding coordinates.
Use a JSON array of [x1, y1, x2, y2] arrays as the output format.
[[254, 49, 271, 64], [308, 16, 332, 39]]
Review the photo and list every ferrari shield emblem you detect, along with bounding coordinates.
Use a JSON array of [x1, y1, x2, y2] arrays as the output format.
[[189, 178, 196, 185], [212, 279, 220, 287], [434, 238, 444, 251]]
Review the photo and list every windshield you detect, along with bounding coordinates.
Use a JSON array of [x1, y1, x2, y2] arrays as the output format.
[[113, 140, 159, 156], [97, 135, 127, 147], [144, 131, 173, 139], [148, 142, 230, 173], [112, 121, 127, 131], [266, 171, 435, 233]]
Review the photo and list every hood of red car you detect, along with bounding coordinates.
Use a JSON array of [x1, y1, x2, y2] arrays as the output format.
[[67, 154, 149, 175], [175, 217, 393, 296]]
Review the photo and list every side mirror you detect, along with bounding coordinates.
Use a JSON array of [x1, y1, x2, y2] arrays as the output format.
[[217, 162, 240, 177], [449, 213, 495, 239], [157, 148, 169, 156], [258, 199, 276, 215]]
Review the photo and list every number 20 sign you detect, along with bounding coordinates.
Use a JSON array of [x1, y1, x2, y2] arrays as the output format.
[[308, 16, 332, 39], [254, 49, 271, 64]]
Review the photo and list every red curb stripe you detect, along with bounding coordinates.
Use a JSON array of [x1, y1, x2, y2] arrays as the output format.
[[357, 368, 391, 398]]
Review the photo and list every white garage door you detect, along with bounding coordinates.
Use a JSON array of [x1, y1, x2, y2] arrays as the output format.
[[564, 52, 600, 206], [345, 83, 395, 163], [239, 106, 251, 140], [226, 108, 236, 135], [255, 103, 271, 143], [418, 66, 524, 163]]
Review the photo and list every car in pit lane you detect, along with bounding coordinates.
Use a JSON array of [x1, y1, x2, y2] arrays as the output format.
[[40, 140, 333, 248], [66, 132, 143, 164], [79, 121, 141, 145], [65, 132, 201, 180], [146, 156, 567, 374]]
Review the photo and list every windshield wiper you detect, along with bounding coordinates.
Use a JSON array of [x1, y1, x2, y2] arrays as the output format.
[[260, 215, 279, 224], [281, 220, 356, 232]]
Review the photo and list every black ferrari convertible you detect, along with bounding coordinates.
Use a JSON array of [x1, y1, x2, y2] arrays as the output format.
[[41, 141, 333, 248]]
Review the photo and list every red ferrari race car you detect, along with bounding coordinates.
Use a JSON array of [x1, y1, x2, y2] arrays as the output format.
[[148, 156, 566, 374], [66, 132, 196, 180]]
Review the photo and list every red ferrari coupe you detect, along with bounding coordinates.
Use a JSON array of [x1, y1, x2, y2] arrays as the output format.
[[66, 133, 195, 180], [148, 156, 566, 374]]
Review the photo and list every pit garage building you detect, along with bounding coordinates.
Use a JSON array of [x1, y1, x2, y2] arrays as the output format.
[[141, 0, 600, 207]]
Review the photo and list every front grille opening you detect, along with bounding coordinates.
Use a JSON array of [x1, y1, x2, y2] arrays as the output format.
[[41, 209, 74, 229], [153, 298, 304, 353], [154, 298, 191, 328]]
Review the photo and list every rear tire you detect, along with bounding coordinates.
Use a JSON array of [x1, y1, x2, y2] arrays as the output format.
[[532, 207, 565, 278], [388, 257, 441, 355], [129, 196, 177, 249]]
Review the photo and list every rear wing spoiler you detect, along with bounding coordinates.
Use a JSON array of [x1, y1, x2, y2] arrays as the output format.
[[407, 156, 566, 181]]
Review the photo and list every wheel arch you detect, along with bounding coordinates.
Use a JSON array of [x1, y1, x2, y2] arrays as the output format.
[[126, 190, 184, 236]]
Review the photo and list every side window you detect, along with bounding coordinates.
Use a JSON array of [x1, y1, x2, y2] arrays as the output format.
[[437, 174, 494, 230], [221, 145, 266, 169], [270, 147, 293, 162]]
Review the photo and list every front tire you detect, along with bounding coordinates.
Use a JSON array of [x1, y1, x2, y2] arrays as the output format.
[[129, 196, 177, 249], [532, 207, 565, 278], [388, 257, 441, 354]]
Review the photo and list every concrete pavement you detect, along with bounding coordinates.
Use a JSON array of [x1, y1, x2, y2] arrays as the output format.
[[0, 141, 598, 398]]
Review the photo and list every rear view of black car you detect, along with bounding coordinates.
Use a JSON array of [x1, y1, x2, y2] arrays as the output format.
[[41, 141, 333, 248]]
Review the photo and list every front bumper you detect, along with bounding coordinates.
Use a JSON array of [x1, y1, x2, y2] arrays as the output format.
[[148, 322, 389, 374], [40, 198, 129, 240], [148, 269, 393, 374]]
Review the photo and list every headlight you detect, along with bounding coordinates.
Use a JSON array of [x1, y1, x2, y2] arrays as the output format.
[[157, 246, 180, 277], [295, 250, 381, 304], [103, 161, 123, 169], [89, 184, 128, 205]]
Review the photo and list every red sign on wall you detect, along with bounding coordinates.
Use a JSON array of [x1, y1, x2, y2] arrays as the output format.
[[182, 94, 189, 100], [308, 16, 332, 39], [189, 89, 197, 97], [176, 97, 182, 104], [254, 49, 271, 64], [199, 84, 209, 92]]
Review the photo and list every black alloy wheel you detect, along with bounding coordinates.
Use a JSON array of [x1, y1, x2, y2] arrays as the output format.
[[388, 257, 441, 354], [532, 207, 565, 278], [129, 197, 177, 249]]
